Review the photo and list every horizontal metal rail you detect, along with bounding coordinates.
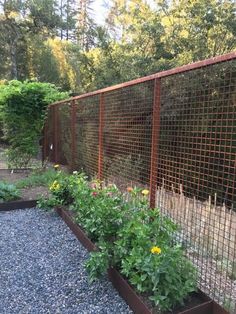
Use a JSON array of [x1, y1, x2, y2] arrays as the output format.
[[50, 51, 236, 106]]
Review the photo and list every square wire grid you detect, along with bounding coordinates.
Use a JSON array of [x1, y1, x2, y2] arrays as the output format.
[[157, 59, 236, 311], [103, 80, 154, 189], [44, 56, 236, 313]]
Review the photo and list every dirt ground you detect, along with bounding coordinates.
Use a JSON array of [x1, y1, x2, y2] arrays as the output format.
[[0, 145, 8, 168], [0, 144, 49, 201], [0, 169, 49, 201], [0, 145, 43, 169], [0, 169, 31, 183]]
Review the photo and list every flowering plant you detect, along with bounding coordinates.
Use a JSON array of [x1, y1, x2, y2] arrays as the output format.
[[112, 207, 197, 311], [37, 170, 74, 210], [83, 186, 197, 311], [71, 178, 126, 243], [39, 171, 197, 311]]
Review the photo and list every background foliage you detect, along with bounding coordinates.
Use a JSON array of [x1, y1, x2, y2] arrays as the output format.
[[0, 0, 235, 93], [0, 0, 235, 166], [0, 80, 68, 167]]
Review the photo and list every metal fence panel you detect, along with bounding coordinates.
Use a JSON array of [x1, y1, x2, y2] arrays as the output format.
[[57, 102, 72, 165], [102, 81, 154, 189], [43, 53, 236, 313], [74, 95, 99, 178], [158, 59, 236, 310]]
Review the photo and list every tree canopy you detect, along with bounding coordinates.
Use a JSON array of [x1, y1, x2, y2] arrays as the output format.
[[0, 0, 235, 92]]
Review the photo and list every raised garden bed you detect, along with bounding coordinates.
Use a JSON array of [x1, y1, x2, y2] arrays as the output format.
[[55, 206, 229, 314], [0, 199, 37, 211], [0, 168, 33, 172], [0, 167, 39, 210]]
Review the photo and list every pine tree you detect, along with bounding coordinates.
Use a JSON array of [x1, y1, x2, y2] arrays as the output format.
[[77, 0, 96, 51], [58, 0, 77, 40]]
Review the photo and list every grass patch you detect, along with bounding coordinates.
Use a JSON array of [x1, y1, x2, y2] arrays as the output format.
[[15, 168, 58, 189]]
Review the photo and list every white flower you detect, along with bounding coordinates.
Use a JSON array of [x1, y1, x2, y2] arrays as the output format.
[[73, 171, 78, 175]]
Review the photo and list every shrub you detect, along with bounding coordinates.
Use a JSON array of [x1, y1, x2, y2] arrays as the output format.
[[0, 181, 20, 202], [0, 80, 68, 168]]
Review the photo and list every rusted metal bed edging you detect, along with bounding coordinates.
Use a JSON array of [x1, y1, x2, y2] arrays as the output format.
[[0, 200, 37, 211], [49, 51, 236, 107]]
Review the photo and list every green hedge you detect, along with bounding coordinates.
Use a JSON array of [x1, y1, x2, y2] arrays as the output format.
[[0, 80, 68, 168]]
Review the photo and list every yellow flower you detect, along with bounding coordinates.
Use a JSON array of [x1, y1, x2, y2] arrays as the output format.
[[54, 183, 60, 190], [151, 246, 161, 254], [142, 189, 149, 196], [49, 180, 60, 191], [54, 164, 60, 169]]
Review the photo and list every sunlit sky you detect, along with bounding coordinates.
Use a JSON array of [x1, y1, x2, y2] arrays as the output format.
[[92, 0, 109, 25], [92, 0, 155, 25]]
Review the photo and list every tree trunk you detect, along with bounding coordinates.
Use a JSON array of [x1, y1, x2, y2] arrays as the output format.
[[10, 38, 18, 79]]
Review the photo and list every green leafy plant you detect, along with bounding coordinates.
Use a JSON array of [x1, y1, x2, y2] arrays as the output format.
[[0, 181, 20, 202], [87, 205, 197, 311], [115, 211, 197, 311], [0, 80, 68, 168], [73, 180, 127, 242], [40, 172, 198, 312], [37, 194, 59, 211], [37, 168, 73, 210], [223, 297, 235, 313], [86, 246, 110, 281]]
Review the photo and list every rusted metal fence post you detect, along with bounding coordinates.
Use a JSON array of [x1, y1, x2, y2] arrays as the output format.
[[70, 100, 77, 171], [42, 122, 47, 165], [98, 93, 105, 180], [53, 105, 59, 163], [149, 78, 161, 208]]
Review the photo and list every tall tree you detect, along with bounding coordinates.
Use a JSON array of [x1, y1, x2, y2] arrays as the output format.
[[0, 0, 235, 91], [28, 0, 61, 36], [77, 0, 96, 51], [105, 0, 128, 40], [156, 0, 236, 64], [0, 0, 62, 80], [58, 0, 77, 40], [0, 1, 28, 79]]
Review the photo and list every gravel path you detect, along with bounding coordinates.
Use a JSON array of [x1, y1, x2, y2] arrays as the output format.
[[0, 208, 133, 314]]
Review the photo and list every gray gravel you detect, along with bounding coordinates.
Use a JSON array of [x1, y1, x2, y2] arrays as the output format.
[[0, 208, 133, 314]]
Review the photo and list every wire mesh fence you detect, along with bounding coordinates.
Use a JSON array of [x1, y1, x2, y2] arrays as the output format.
[[158, 59, 236, 312], [75, 95, 100, 177], [103, 81, 154, 189], [43, 52, 236, 313], [57, 102, 71, 165]]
